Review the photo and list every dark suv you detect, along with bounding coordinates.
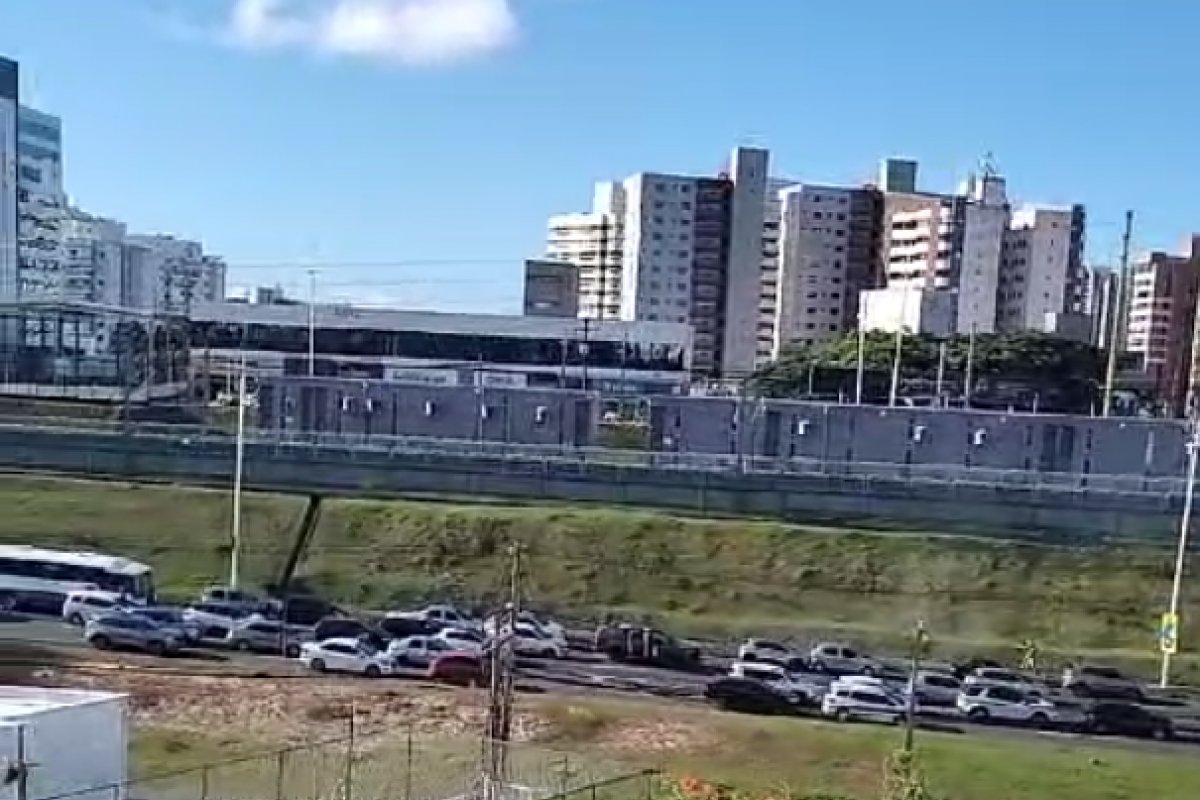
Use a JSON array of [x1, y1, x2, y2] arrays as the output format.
[[1085, 702, 1173, 739]]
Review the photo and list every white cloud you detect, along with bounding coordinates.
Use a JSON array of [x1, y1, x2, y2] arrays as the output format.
[[224, 0, 518, 66]]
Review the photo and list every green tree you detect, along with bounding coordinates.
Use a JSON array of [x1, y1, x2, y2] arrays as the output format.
[[750, 331, 1103, 412]]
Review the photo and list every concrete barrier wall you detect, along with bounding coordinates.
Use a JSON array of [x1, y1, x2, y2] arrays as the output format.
[[256, 377, 1192, 482], [648, 397, 1191, 478]]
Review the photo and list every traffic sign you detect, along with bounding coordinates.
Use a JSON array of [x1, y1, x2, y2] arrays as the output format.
[[1160, 612, 1179, 655]]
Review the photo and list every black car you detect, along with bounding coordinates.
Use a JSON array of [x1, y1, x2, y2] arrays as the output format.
[[1085, 702, 1174, 740], [704, 678, 798, 716], [379, 615, 438, 638], [313, 617, 388, 650]]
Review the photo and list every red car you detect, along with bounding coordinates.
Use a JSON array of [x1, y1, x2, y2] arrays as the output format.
[[428, 652, 486, 687]]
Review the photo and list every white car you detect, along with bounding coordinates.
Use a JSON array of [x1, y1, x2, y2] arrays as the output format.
[[300, 638, 393, 677], [956, 685, 1057, 727], [737, 639, 797, 666], [62, 590, 127, 626], [484, 612, 567, 643], [821, 682, 904, 724], [434, 627, 485, 654], [962, 667, 1044, 697], [386, 635, 453, 666], [808, 642, 881, 676], [729, 661, 818, 705], [507, 623, 567, 659]]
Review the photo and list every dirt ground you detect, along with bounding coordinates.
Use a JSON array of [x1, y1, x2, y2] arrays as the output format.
[[25, 661, 711, 757]]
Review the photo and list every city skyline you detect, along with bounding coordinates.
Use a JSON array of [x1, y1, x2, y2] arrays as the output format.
[[2, 0, 1198, 313]]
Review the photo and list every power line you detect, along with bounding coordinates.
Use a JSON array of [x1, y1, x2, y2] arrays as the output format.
[[226, 259, 522, 272]]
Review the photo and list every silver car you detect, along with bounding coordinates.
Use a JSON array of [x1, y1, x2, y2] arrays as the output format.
[[85, 614, 181, 656], [225, 619, 312, 657]]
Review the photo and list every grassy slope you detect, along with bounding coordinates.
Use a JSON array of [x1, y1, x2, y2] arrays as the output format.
[[1, 474, 1197, 677], [130, 693, 1200, 800], [547, 697, 1200, 800]]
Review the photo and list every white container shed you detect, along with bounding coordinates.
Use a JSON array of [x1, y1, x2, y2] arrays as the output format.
[[0, 686, 128, 800]]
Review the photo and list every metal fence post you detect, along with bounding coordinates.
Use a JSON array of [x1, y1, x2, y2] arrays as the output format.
[[275, 750, 288, 800], [343, 705, 356, 800], [200, 764, 210, 800], [404, 725, 414, 800]]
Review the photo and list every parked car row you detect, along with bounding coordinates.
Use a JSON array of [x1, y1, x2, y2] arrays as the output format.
[[711, 637, 1178, 742]]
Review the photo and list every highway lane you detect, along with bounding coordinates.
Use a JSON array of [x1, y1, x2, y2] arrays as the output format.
[[4, 613, 1200, 757]]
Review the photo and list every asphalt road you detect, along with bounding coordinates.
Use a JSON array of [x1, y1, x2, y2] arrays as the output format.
[[4, 612, 1200, 757]]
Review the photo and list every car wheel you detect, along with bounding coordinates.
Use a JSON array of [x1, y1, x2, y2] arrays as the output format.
[[966, 708, 989, 722], [364, 665, 382, 679], [147, 640, 167, 657], [861, 665, 876, 677], [0, 594, 15, 612], [285, 644, 301, 659], [1029, 712, 1050, 729], [311, 658, 326, 673], [68, 612, 84, 626], [834, 709, 850, 723], [1153, 725, 1172, 741], [90, 634, 111, 650], [234, 639, 251, 652]]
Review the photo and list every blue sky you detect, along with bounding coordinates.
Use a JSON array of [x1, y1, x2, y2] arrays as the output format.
[[2, 0, 1197, 313]]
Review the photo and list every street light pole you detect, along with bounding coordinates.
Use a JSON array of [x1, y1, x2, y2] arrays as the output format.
[[307, 269, 318, 377], [855, 316, 866, 406], [1161, 424, 1198, 687], [229, 347, 247, 589], [904, 619, 927, 754]]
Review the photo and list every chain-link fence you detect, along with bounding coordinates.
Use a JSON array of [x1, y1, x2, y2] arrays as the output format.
[[33, 724, 656, 800]]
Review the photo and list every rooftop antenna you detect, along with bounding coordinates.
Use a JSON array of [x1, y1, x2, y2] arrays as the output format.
[[980, 151, 1000, 178]]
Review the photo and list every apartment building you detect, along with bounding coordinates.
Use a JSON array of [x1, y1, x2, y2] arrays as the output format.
[[773, 183, 882, 350], [124, 234, 226, 313], [1081, 265, 1120, 348], [1126, 239, 1200, 416], [998, 205, 1087, 332], [545, 182, 623, 320], [16, 105, 66, 303], [545, 147, 768, 378], [0, 57, 17, 305], [755, 178, 796, 365]]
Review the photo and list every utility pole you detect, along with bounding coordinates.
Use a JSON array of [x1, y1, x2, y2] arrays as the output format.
[[1161, 422, 1198, 687], [888, 324, 904, 408], [482, 544, 521, 800], [229, 346, 247, 589], [855, 317, 866, 406], [963, 324, 977, 409], [935, 342, 947, 407], [1102, 211, 1134, 417]]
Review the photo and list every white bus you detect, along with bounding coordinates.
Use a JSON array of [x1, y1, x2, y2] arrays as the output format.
[[0, 545, 155, 613]]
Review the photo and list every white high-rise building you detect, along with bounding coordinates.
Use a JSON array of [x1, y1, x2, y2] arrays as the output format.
[[124, 234, 226, 313], [0, 58, 17, 305], [544, 147, 769, 378], [545, 181, 624, 320], [15, 105, 65, 303], [756, 178, 797, 365]]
